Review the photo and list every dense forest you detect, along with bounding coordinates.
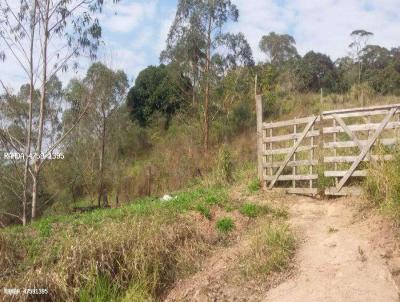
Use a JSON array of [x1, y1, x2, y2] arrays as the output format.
[[0, 0, 400, 227]]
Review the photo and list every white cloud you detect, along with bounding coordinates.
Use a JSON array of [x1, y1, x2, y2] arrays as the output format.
[[233, 0, 400, 62], [102, 0, 158, 33]]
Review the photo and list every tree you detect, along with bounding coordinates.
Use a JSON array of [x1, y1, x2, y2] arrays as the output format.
[[163, 0, 239, 153], [0, 0, 116, 222], [82, 63, 128, 207], [296, 51, 337, 92], [215, 32, 254, 74], [127, 64, 191, 128], [349, 29, 374, 84], [259, 32, 299, 65]]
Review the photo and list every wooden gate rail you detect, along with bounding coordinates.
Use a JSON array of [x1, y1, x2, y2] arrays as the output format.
[[262, 115, 320, 195], [255, 94, 400, 196], [322, 104, 400, 196]]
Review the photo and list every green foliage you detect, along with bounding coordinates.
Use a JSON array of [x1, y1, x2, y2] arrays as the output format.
[[248, 179, 261, 192], [216, 217, 235, 233], [215, 145, 234, 184], [196, 204, 212, 220], [259, 32, 298, 65], [126, 64, 191, 128], [364, 149, 400, 220], [239, 203, 265, 218], [79, 275, 120, 302]]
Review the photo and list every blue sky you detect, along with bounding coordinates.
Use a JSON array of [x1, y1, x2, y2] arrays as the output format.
[[2, 0, 400, 89]]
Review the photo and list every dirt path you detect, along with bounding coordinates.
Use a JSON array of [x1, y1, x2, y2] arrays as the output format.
[[265, 197, 399, 302], [165, 196, 400, 301]]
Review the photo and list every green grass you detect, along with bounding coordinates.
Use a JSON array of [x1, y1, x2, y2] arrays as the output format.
[[0, 186, 229, 302], [239, 203, 266, 218], [196, 204, 212, 220], [247, 178, 261, 192], [216, 217, 235, 233], [240, 223, 295, 279], [364, 149, 400, 221]]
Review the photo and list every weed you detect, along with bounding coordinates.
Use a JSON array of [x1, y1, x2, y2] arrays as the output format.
[[241, 223, 295, 279], [196, 204, 212, 220], [216, 217, 235, 233], [79, 275, 120, 302], [248, 178, 261, 193], [239, 203, 266, 218], [364, 148, 400, 221], [328, 226, 338, 233]]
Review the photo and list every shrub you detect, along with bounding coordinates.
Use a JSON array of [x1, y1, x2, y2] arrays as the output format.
[[248, 178, 261, 192], [216, 217, 235, 233], [215, 145, 234, 184]]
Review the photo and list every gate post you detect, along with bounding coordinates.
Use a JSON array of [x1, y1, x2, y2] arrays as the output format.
[[256, 94, 263, 184]]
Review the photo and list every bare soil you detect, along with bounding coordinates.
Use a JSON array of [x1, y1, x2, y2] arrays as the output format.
[[164, 194, 400, 302]]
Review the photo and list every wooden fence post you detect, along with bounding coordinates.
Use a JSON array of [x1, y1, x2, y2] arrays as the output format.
[[256, 94, 263, 184]]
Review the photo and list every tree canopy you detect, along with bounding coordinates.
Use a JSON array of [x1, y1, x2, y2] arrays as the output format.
[[126, 64, 191, 128]]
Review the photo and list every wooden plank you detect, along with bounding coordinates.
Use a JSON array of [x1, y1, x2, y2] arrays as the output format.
[[264, 145, 317, 155], [324, 170, 368, 177], [265, 174, 318, 181], [256, 95, 263, 181], [332, 114, 363, 149], [324, 154, 394, 163], [323, 109, 393, 119], [263, 130, 319, 143], [325, 186, 363, 196], [322, 103, 400, 116], [323, 121, 400, 134], [263, 116, 320, 129], [268, 117, 318, 189], [324, 138, 397, 149], [264, 159, 318, 168], [335, 108, 397, 192], [287, 188, 318, 195], [292, 122, 297, 189]]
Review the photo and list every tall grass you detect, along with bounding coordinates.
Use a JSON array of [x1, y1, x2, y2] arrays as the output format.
[[364, 148, 400, 221], [240, 223, 295, 279], [0, 187, 230, 301]]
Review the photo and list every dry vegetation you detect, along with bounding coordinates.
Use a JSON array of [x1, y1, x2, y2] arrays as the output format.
[[0, 162, 295, 301]]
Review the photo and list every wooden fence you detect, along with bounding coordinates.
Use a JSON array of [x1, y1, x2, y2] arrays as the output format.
[[256, 95, 400, 196]]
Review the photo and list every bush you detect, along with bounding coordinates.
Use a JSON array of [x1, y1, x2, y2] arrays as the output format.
[[215, 145, 234, 184], [216, 217, 235, 233], [239, 203, 266, 218]]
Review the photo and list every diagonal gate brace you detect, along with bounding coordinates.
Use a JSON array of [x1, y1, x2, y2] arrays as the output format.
[[334, 108, 397, 193], [268, 116, 318, 189]]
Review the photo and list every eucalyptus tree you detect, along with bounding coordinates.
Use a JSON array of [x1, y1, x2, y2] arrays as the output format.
[[349, 29, 374, 84], [80, 63, 128, 207], [162, 0, 240, 153], [259, 32, 299, 66], [0, 0, 118, 221]]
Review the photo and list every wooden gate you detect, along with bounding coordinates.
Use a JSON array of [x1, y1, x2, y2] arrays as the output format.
[[322, 104, 400, 195], [256, 95, 400, 196]]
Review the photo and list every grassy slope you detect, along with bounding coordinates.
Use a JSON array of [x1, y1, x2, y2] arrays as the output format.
[[1, 177, 294, 302]]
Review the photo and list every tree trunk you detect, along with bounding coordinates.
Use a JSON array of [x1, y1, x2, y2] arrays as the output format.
[[97, 111, 106, 207], [31, 0, 49, 220], [22, 0, 37, 225], [204, 3, 213, 154]]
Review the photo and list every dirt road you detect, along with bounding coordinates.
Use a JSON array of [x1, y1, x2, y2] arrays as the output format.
[[264, 197, 399, 302], [165, 196, 400, 301]]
